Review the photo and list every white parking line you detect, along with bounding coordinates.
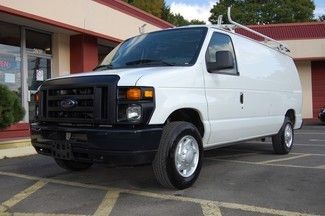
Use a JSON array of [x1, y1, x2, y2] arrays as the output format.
[[0, 171, 320, 216], [210, 152, 256, 159], [257, 154, 311, 164], [295, 132, 325, 135], [309, 139, 325, 142], [212, 148, 325, 157], [244, 141, 325, 147], [315, 165, 325, 169]]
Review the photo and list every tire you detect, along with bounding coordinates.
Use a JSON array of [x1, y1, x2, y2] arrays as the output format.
[[153, 121, 203, 189], [55, 158, 93, 171], [272, 117, 294, 154]]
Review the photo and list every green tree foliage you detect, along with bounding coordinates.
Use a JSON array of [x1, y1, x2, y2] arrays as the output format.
[[124, 0, 164, 18], [124, 0, 205, 26], [209, 0, 315, 25], [0, 85, 25, 129]]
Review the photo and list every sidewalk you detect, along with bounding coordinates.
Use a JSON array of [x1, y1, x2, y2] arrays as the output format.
[[0, 139, 36, 159]]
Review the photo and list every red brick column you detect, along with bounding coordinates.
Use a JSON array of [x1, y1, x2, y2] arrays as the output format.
[[70, 34, 98, 73], [311, 60, 325, 118]]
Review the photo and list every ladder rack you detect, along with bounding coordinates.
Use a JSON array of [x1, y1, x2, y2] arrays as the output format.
[[215, 7, 290, 53]]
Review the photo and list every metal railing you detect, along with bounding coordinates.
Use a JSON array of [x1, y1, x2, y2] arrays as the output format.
[[215, 7, 290, 53]]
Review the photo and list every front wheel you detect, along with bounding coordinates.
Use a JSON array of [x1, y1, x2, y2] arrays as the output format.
[[272, 117, 294, 154], [153, 121, 203, 189], [55, 158, 93, 171]]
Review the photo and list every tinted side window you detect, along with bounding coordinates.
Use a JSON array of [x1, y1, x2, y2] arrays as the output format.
[[206, 32, 237, 75]]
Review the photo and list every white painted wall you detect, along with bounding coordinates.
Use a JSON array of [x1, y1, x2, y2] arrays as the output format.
[[52, 33, 70, 77], [0, 0, 163, 40], [281, 39, 325, 59], [295, 61, 313, 119]]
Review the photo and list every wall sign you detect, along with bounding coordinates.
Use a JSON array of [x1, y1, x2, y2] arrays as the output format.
[[0, 54, 17, 71], [4, 73, 15, 83], [36, 69, 44, 81]]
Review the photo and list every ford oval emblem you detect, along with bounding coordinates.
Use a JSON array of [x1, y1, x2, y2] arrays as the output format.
[[60, 98, 78, 109]]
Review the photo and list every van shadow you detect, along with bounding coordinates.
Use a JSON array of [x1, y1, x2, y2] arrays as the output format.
[[0, 141, 276, 192], [51, 141, 275, 191]]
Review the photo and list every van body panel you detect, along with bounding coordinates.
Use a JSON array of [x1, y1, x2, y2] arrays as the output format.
[[201, 29, 302, 147]]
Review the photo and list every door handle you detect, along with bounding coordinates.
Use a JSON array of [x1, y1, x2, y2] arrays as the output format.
[[240, 92, 244, 104]]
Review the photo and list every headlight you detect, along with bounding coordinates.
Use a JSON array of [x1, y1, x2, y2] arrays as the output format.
[[117, 87, 155, 124], [126, 104, 142, 121]]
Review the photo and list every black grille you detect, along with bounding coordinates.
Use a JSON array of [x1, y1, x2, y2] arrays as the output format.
[[47, 87, 94, 121], [44, 87, 99, 123], [37, 75, 119, 125]]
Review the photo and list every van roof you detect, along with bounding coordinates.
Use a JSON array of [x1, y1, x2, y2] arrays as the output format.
[[174, 25, 291, 56]]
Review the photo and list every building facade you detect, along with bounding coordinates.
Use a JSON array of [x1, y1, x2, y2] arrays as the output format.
[[0, 0, 324, 144]]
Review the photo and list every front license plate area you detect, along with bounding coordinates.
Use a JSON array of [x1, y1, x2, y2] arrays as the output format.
[[52, 141, 74, 160]]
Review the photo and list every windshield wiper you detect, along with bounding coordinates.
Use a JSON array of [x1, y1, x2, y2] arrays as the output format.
[[125, 59, 175, 66], [93, 64, 114, 71]]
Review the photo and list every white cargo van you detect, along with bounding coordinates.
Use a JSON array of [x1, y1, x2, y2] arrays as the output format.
[[31, 10, 302, 189]]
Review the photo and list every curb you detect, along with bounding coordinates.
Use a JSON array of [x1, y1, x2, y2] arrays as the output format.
[[0, 138, 32, 150], [0, 146, 36, 159], [0, 138, 36, 159]]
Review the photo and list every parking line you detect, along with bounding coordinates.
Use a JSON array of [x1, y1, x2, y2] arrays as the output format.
[[0, 171, 320, 216], [309, 139, 325, 142], [208, 152, 256, 159], [245, 141, 325, 147], [93, 190, 120, 216], [126, 189, 319, 216], [315, 165, 325, 169], [207, 158, 325, 170], [13, 213, 86, 216], [0, 180, 47, 213], [201, 202, 222, 216], [257, 154, 311, 164], [295, 132, 325, 135], [209, 148, 325, 157]]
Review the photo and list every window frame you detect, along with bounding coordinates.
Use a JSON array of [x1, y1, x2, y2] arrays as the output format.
[[205, 31, 239, 76]]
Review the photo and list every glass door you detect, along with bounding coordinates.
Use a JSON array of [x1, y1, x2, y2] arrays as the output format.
[[27, 55, 51, 122], [24, 28, 52, 122]]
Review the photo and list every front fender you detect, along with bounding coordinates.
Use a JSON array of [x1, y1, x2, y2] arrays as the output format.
[[149, 87, 210, 144]]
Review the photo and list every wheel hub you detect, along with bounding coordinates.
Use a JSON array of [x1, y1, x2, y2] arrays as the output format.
[[284, 124, 293, 148], [175, 135, 199, 178]]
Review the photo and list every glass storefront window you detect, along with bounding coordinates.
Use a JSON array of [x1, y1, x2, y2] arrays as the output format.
[[26, 29, 52, 55], [0, 22, 21, 97], [0, 22, 53, 123]]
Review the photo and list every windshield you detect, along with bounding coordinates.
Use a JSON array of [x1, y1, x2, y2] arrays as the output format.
[[96, 27, 208, 70]]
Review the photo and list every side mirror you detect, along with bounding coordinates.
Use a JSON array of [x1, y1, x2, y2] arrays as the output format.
[[207, 50, 234, 73]]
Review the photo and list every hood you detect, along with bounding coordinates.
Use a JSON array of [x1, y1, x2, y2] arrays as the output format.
[[46, 67, 186, 86]]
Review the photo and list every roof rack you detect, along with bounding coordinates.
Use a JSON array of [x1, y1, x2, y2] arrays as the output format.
[[215, 7, 290, 53]]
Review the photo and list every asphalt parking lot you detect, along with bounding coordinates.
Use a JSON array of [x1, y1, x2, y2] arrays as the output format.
[[0, 124, 324, 216]]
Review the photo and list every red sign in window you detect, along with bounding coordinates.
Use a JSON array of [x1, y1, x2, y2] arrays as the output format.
[[0, 60, 10, 69]]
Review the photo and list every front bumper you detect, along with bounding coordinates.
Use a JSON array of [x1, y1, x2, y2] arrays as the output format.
[[31, 123, 163, 166]]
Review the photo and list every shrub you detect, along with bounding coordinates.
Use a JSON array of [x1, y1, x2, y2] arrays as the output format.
[[0, 85, 25, 129]]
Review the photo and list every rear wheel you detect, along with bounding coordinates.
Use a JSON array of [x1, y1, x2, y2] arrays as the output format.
[[55, 159, 93, 171], [272, 117, 294, 154], [153, 121, 203, 189]]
